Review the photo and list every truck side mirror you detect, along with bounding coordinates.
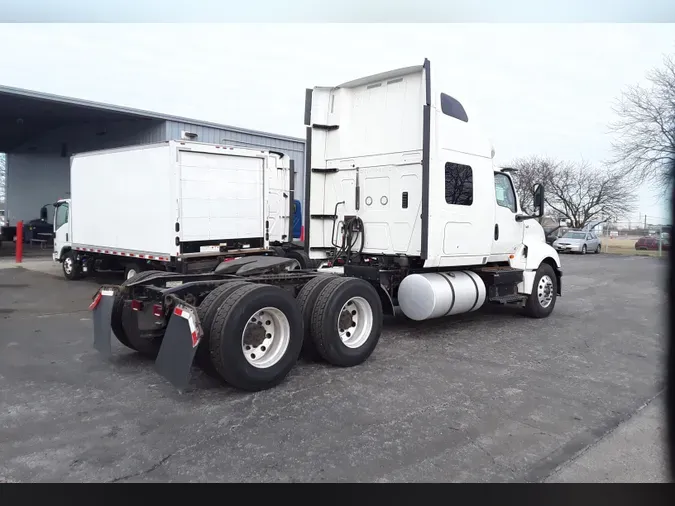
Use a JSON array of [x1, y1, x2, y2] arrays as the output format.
[[40, 206, 48, 222], [533, 184, 544, 218]]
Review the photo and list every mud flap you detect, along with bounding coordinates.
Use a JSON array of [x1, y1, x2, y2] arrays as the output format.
[[121, 303, 141, 345], [155, 304, 203, 391], [91, 287, 117, 357]]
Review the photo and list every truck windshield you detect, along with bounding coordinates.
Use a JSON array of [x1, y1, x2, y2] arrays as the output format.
[[563, 232, 585, 239]]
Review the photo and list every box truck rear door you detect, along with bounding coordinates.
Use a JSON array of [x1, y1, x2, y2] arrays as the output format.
[[179, 151, 264, 241]]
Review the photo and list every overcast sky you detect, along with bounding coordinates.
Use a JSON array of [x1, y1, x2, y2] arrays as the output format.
[[0, 23, 673, 222]]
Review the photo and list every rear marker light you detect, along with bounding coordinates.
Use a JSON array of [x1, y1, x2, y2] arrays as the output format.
[[89, 289, 114, 310], [89, 292, 102, 310]]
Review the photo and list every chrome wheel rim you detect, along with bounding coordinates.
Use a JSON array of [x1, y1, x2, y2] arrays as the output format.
[[337, 296, 373, 349], [241, 307, 290, 369], [537, 275, 554, 308], [64, 257, 73, 274]]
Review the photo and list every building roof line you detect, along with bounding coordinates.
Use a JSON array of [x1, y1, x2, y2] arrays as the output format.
[[0, 84, 305, 144]]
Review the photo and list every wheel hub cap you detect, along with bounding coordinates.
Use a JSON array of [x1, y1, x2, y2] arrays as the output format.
[[337, 297, 374, 349], [241, 307, 290, 369], [537, 275, 554, 308]]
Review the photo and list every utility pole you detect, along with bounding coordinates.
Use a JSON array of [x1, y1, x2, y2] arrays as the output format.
[[644, 214, 647, 232]]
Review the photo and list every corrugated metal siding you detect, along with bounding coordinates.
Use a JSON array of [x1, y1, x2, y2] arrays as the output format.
[[165, 121, 306, 211], [6, 119, 167, 223], [11, 119, 167, 156]]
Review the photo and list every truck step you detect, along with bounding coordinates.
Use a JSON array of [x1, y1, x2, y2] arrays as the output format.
[[488, 294, 525, 305], [474, 266, 524, 286]]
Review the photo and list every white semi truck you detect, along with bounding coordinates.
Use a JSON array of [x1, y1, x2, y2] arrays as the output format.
[[52, 140, 308, 280], [90, 60, 562, 392]]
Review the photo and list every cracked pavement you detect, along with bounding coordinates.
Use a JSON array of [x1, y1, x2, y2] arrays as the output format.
[[0, 254, 667, 482]]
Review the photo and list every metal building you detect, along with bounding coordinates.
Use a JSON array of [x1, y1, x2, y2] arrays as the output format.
[[0, 85, 305, 226]]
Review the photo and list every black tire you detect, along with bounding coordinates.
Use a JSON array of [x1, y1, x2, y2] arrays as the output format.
[[595, 244, 601, 254], [209, 284, 303, 391], [110, 270, 173, 355], [523, 263, 558, 318], [284, 249, 312, 269], [195, 280, 250, 377], [62, 251, 83, 281], [581, 244, 587, 255], [296, 274, 338, 360], [271, 246, 286, 258], [310, 277, 383, 367]]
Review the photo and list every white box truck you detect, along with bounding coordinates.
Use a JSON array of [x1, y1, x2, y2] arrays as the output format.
[[53, 140, 309, 280], [90, 60, 562, 392]]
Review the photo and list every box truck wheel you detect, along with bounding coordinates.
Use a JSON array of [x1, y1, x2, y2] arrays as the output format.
[[124, 263, 146, 280], [111, 270, 174, 355], [296, 274, 339, 360], [523, 263, 557, 318], [310, 277, 383, 367], [208, 284, 303, 391], [284, 249, 312, 269], [195, 280, 250, 377], [62, 251, 84, 281]]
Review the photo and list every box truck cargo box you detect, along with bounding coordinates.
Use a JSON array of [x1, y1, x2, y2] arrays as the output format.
[[53, 141, 307, 280]]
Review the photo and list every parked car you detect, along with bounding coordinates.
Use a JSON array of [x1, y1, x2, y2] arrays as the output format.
[[544, 226, 570, 246], [552, 230, 602, 254], [635, 236, 670, 251]]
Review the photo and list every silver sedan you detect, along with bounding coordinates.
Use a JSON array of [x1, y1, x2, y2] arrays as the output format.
[[552, 231, 602, 254]]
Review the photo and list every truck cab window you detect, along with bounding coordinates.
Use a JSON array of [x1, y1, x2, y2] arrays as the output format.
[[445, 162, 473, 206], [55, 204, 69, 229], [494, 173, 517, 213]]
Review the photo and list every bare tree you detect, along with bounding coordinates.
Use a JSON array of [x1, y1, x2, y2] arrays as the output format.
[[509, 155, 557, 214], [510, 155, 636, 229], [608, 53, 675, 192]]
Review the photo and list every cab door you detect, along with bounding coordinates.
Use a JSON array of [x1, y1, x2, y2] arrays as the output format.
[[491, 172, 523, 258], [53, 201, 71, 261]]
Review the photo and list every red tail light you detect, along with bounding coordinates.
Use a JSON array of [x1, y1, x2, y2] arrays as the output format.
[[89, 292, 102, 311], [131, 300, 143, 311], [152, 304, 164, 318]]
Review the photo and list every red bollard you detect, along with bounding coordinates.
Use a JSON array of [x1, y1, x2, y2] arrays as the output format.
[[16, 221, 23, 263]]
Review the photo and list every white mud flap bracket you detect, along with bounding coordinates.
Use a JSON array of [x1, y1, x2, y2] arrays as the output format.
[[155, 304, 203, 391], [90, 287, 117, 357]]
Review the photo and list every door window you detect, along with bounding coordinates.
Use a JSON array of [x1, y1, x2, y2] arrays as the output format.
[[494, 173, 517, 213], [55, 204, 69, 229]]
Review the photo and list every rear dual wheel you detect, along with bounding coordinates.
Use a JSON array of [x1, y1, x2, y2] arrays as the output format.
[[208, 284, 304, 391], [309, 277, 383, 367], [195, 280, 250, 377], [200, 276, 383, 390]]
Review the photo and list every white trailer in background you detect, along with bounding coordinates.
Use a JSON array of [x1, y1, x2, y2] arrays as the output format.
[[53, 140, 308, 280], [89, 60, 562, 393]]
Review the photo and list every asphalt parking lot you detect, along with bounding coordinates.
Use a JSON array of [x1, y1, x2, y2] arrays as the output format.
[[0, 254, 668, 482]]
